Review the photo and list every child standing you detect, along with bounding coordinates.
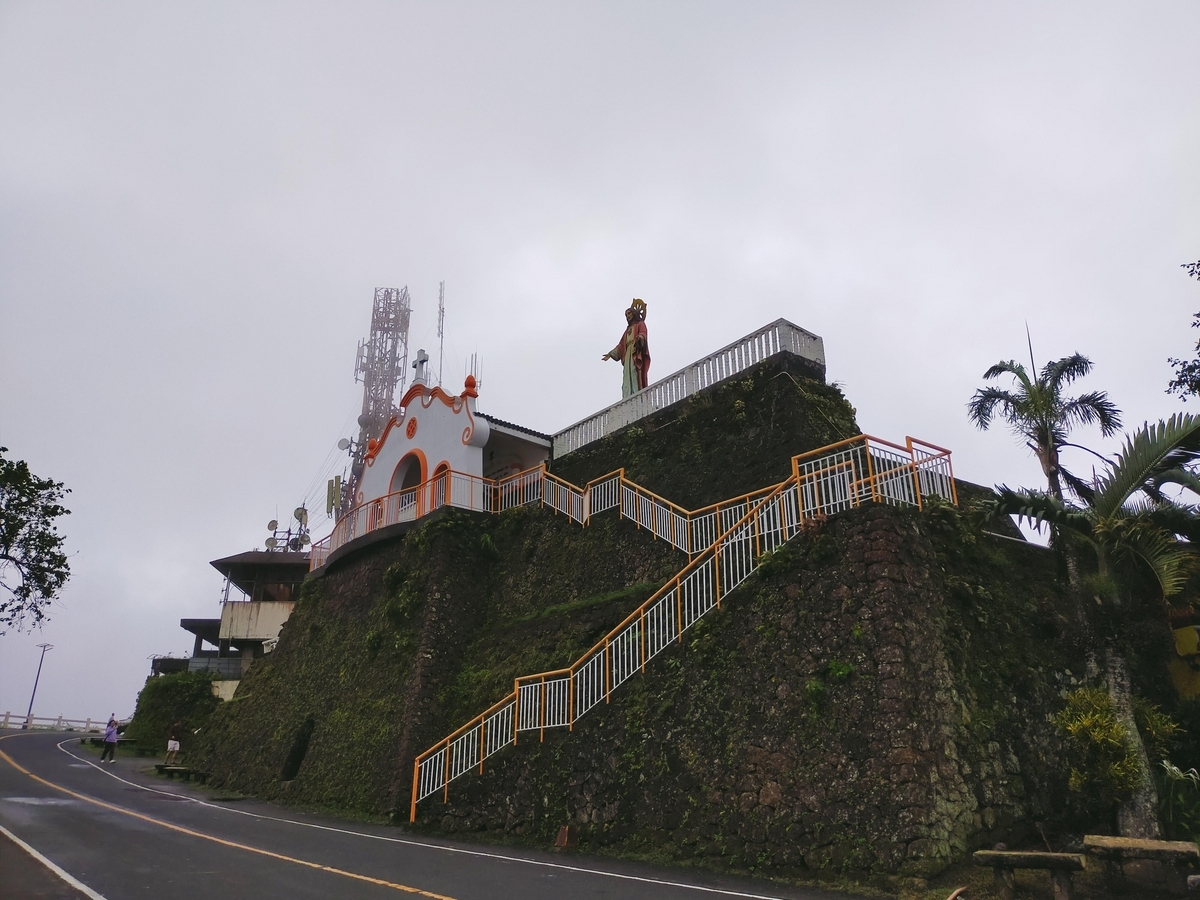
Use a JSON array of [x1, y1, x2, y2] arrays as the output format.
[[165, 722, 181, 765]]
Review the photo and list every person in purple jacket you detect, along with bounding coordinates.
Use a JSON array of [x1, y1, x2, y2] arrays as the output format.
[[99, 716, 118, 763]]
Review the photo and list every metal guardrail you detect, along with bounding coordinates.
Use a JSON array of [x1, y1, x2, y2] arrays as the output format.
[[1, 713, 121, 731], [187, 657, 245, 679], [551, 318, 825, 458], [311, 464, 787, 571], [410, 434, 955, 819], [793, 434, 956, 514]]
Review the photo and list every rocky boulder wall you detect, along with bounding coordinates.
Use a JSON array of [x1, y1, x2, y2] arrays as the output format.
[[417, 502, 1075, 877], [192, 508, 686, 816]]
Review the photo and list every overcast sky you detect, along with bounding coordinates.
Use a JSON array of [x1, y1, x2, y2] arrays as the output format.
[[2, 2, 1198, 721]]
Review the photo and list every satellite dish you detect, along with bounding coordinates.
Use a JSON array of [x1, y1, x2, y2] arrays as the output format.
[[265, 537, 278, 549], [267, 519, 278, 531], [288, 537, 302, 551], [301, 534, 311, 546], [294, 507, 308, 525], [337, 438, 351, 451]]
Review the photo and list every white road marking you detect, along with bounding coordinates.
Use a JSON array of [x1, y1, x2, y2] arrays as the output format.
[[0, 823, 110, 900], [56, 739, 795, 900]]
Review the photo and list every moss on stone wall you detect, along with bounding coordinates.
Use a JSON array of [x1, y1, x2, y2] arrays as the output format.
[[416, 502, 1082, 878], [195, 352, 857, 817], [551, 353, 858, 509], [192, 507, 686, 815], [195, 351, 1192, 882], [125, 671, 221, 752]]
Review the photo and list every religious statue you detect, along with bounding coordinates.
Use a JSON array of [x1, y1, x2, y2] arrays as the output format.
[[602, 299, 650, 397]]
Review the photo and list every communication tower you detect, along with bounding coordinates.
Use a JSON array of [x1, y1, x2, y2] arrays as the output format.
[[345, 287, 411, 508], [355, 287, 411, 437]]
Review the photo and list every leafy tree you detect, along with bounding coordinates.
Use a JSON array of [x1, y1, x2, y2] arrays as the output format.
[[1167, 262, 1200, 400], [967, 352, 1121, 502], [985, 413, 1200, 837], [0, 447, 71, 633], [990, 414, 1200, 598]]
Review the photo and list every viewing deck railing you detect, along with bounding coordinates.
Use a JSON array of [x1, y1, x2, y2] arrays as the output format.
[[1, 713, 121, 731], [311, 461, 802, 571], [551, 318, 825, 458], [410, 434, 956, 819]]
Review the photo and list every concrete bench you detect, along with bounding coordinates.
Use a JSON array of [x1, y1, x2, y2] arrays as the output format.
[[1084, 834, 1200, 895], [973, 849, 1084, 900], [154, 765, 208, 785]]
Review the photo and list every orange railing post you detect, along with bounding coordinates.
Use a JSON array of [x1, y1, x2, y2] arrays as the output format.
[[409, 758, 420, 822], [863, 436, 878, 505], [512, 678, 519, 747]]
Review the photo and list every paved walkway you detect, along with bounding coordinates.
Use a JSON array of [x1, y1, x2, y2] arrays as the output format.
[[0, 730, 858, 900]]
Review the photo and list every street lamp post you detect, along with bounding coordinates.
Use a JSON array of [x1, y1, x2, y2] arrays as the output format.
[[23, 643, 53, 729]]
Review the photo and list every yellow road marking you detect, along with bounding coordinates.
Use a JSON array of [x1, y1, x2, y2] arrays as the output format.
[[0, 737, 455, 899]]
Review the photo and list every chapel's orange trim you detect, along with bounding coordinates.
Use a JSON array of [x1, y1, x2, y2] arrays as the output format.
[[391, 449, 428, 503], [363, 382, 481, 461], [365, 416, 402, 465]]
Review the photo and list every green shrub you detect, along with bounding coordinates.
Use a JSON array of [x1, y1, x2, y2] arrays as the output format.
[[125, 671, 221, 751], [1054, 687, 1142, 816], [1134, 697, 1182, 762], [1158, 760, 1200, 840]]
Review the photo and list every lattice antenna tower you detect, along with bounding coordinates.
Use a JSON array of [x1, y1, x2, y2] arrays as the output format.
[[353, 286, 411, 444], [436, 281, 445, 387]]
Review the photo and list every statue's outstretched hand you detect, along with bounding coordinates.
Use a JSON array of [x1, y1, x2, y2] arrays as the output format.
[[601, 353, 610, 361]]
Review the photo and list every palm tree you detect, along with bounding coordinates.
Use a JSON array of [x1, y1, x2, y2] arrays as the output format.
[[968, 352, 1122, 501], [986, 413, 1200, 837]]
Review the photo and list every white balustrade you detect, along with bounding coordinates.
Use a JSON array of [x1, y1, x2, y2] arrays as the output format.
[[552, 319, 825, 458]]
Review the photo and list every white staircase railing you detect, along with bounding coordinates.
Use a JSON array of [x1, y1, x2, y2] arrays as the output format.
[[410, 434, 955, 819], [551, 319, 826, 458]]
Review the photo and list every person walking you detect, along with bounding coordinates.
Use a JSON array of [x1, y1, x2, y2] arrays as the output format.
[[164, 722, 181, 765], [99, 716, 118, 763]]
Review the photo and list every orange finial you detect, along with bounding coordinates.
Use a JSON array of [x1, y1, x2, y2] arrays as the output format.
[[463, 374, 478, 398]]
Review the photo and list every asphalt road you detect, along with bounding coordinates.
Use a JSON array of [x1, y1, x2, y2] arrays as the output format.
[[0, 731, 858, 900]]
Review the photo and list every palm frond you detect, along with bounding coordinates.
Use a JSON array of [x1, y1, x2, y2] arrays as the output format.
[[1147, 467, 1200, 504], [1094, 516, 1197, 598], [1094, 414, 1200, 519], [1061, 391, 1123, 437], [1144, 502, 1200, 543], [981, 359, 1031, 385], [967, 387, 1022, 430], [1060, 467, 1097, 505], [1042, 353, 1094, 390], [984, 486, 1091, 535]]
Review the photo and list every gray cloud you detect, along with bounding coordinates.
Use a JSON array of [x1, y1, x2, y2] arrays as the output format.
[[2, 1, 1198, 718]]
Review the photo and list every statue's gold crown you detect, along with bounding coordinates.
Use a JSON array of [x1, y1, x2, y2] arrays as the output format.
[[630, 298, 647, 319]]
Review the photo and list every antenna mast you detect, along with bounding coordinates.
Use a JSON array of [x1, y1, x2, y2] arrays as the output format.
[[437, 281, 445, 387], [346, 287, 411, 510]]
